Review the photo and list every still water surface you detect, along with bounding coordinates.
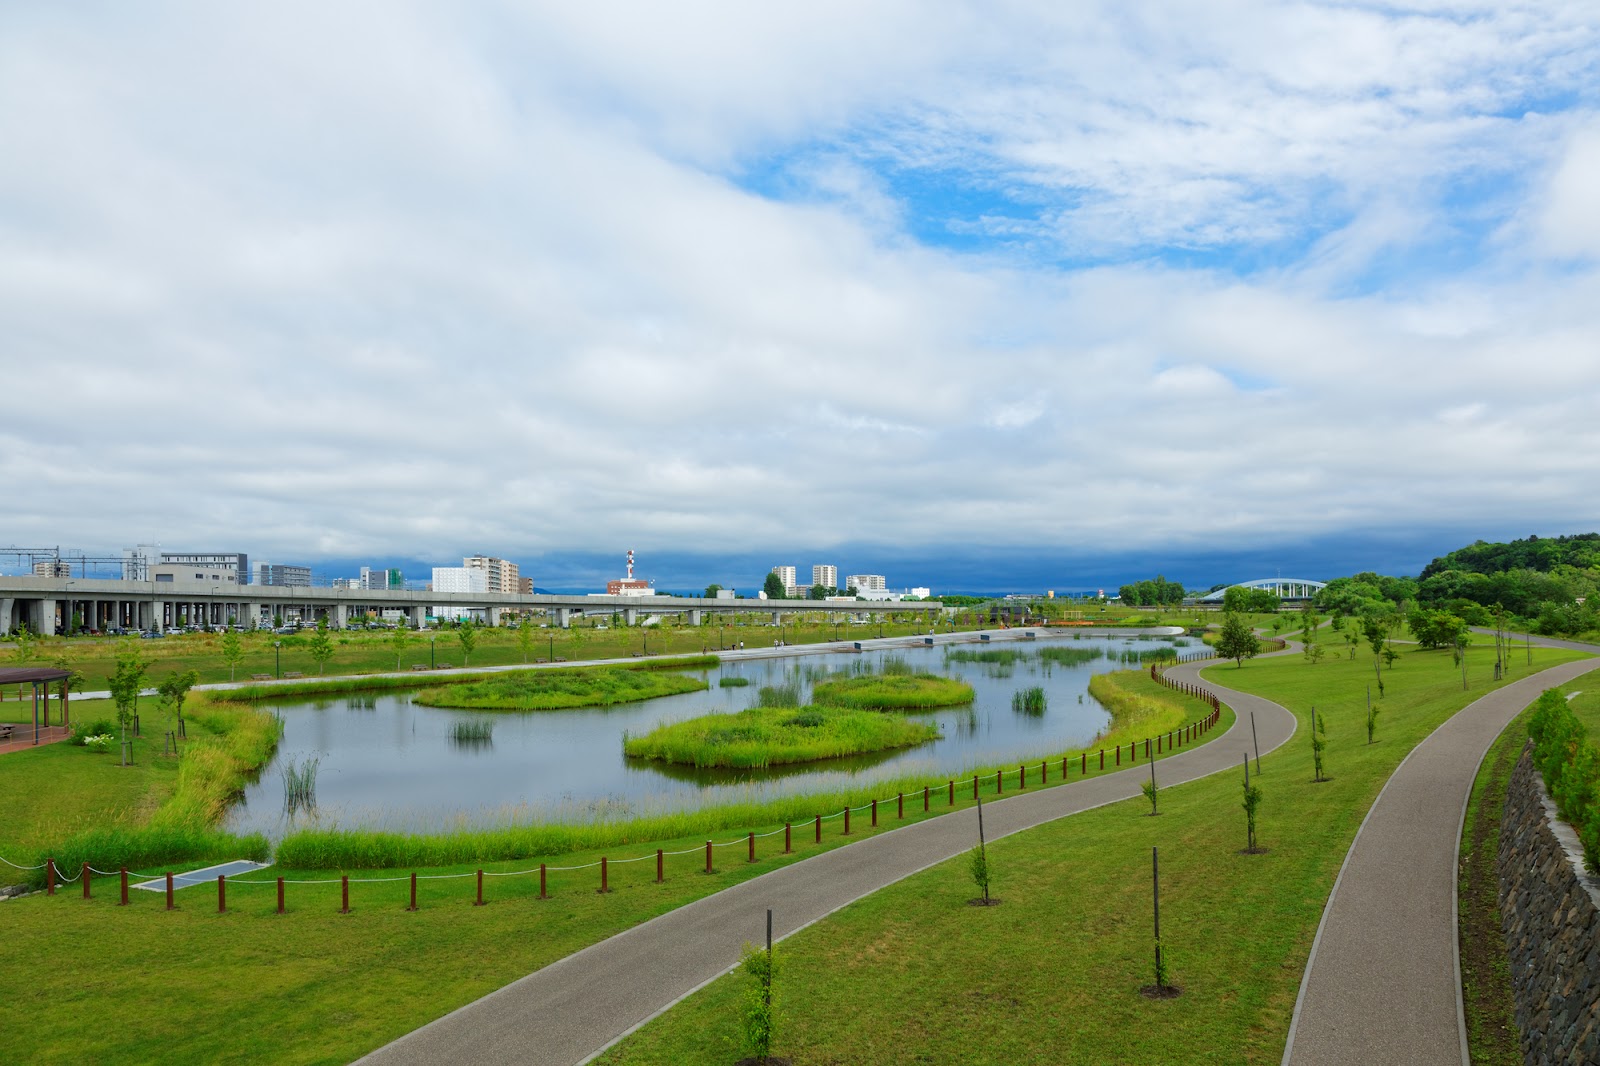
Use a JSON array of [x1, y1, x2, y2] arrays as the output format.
[[226, 634, 1192, 838]]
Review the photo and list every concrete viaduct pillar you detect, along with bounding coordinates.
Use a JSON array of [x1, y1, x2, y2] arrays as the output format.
[[554, 608, 571, 629], [488, 607, 503, 627], [687, 609, 702, 626], [771, 611, 782, 625], [0, 597, 12, 634], [622, 607, 638, 627], [409, 605, 426, 629], [39, 598, 57, 636], [333, 604, 348, 629]]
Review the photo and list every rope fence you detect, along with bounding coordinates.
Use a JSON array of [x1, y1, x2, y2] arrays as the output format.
[[15, 662, 1234, 915]]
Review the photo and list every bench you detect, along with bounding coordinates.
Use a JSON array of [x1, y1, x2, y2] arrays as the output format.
[[410, 664, 431, 671], [0, 724, 13, 742], [435, 663, 452, 670], [251, 674, 272, 681], [554, 657, 567, 663], [283, 671, 304, 679]]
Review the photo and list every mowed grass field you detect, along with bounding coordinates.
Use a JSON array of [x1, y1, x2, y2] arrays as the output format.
[[592, 643, 1589, 1066]]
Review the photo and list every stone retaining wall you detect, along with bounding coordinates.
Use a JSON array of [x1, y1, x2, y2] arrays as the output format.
[[1497, 743, 1600, 1065]]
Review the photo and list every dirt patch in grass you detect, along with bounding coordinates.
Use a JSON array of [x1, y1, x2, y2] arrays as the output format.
[[1139, 984, 1183, 1000]]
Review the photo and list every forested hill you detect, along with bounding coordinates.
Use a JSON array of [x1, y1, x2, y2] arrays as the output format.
[[1419, 533, 1600, 580]]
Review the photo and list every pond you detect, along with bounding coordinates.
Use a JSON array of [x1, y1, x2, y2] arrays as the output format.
[[226, 631, 1195, 838]]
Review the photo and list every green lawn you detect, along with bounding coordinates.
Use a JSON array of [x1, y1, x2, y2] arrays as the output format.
[[592, 643, 1588, 1065], [0, 699, 179, 856]]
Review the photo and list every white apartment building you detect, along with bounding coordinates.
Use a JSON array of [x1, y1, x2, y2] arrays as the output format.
[[845, 574, 887, 592], [464, 555, 520, 594], [812, 564, 838, 589], [771, 565, 797, 596], [432, 566, 488, 621]]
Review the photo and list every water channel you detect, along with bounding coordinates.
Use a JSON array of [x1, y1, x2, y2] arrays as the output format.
[[226, 632, 1195, 838]]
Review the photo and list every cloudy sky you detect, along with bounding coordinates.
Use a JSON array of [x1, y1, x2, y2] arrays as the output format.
[[3, 2, 1598, 591]]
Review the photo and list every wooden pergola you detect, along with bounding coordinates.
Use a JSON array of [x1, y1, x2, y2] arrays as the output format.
[[0, 666, 71, 747]]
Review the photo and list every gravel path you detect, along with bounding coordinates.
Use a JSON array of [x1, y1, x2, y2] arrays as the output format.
[[1281, 649, 1600, 1066], [356, 653, 1297, 1066]]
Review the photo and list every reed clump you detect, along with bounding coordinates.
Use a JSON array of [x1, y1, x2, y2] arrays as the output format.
[[449, 720, 495, 744], [1012, 687, 1047, 714]]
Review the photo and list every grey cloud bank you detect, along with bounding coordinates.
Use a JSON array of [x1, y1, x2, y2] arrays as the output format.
[[2, 2, 1598, 570]]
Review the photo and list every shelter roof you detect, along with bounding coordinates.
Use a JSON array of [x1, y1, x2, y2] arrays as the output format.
[[0, 667, 71, 684]]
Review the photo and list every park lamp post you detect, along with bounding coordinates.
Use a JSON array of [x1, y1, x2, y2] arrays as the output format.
[[430, 633, 436, 668], [274, 641, 282, 678]]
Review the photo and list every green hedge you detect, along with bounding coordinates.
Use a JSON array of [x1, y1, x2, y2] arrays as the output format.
[[1528, 688, 1600, 872]]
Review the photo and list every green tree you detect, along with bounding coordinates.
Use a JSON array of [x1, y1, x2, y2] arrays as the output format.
[[392, 621, 415, 669], [219, 630, 244, 681], [514, 618, 534, 664], [1360, 611, 1388, 659], [740, 941, 781, 1063], [107, 640, 150, 763], [763, 572, 787, 600], [307, 619, 334, 675], [1311, 708, 1328, 782], [157, 669, 200, 735], [1216, 612, 1260, 667], [1242, 774, 1263, 851], [703, 583, 722, 598], [11, 626, 36, 663], [457, 619, 478, 665]]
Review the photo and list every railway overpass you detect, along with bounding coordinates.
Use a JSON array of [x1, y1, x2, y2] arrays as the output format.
[[0, 575, 942, 636]]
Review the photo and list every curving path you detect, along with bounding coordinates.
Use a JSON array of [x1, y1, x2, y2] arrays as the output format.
[[1281, 642, 1600, 1066], [358, 653, 1299, 1066]]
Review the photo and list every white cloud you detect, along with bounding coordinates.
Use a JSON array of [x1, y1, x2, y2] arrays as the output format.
[[0, 2, 1597, 569]]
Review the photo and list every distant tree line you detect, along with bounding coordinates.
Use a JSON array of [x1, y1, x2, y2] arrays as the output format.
[[1315, 532, 1600, 638], [1118, 575, 1187, 607]]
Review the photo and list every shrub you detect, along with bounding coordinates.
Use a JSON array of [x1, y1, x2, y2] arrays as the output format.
[[1527, 688, 1600, 872]]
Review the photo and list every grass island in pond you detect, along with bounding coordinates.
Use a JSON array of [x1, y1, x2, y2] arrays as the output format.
[[623, 705, 942, 769], [810, 672, 974, 710], [414, 667, 707, 710]]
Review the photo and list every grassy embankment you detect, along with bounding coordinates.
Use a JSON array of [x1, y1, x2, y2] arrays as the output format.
[[1455, 677, 1600, 1065], [0, 676, 1229, 1063], [623, 706, 942, 769], [0, 694, 280, 882], [593, 643, 1590, 1066]]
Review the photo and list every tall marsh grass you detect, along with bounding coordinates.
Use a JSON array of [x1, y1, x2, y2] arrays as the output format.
[[415, 668, 706, 710], [811, 673, 974, 710], [756, 682, 803, 707], [281, 757, 320, 816], [1035, 646, 1104, 666], [1012, 687, 1047, 715], [449, 720, 495, 744]]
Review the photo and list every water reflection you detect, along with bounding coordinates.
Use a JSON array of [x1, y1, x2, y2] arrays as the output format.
[[227, 634, 1192, 837]]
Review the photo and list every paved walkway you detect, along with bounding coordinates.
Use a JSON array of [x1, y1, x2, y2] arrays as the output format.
[[1282, 648, 1600, 1066], [358, 655, 1298, 1066]]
